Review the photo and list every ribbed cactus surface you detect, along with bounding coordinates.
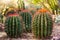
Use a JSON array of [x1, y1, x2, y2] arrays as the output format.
[[32, 12, 53, 38], [20, 11, 32, 32], [5, 16, 22, 38]]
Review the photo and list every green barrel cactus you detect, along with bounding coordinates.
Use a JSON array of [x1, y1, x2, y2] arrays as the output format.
[[5, 16, 23, 38], [5, 10, 23, 38], [20, 10, 32, 32], [32, 9, 53, 39]]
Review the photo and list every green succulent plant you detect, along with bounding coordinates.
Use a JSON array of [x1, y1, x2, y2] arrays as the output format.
[[20, 11, 32, 32], [32, 11, 53, 39]]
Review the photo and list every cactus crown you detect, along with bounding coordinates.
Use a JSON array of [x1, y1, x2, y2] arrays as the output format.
[[37, 8, 49, 13]]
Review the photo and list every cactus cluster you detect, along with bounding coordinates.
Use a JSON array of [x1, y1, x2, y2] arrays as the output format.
[[32, 9, 53, 38], [4, 4, 53, 39]]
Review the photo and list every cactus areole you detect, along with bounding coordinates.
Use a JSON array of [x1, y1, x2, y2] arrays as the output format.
[[32, 8, 53, 39]]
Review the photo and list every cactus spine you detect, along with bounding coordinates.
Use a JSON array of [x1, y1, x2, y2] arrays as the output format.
[[32, 9, 53, 38]]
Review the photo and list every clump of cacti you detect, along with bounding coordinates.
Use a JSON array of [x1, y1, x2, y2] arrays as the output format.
[[5, 10, 23, 38], [32, 8, 53, 39], [20, 10, 32, 32]]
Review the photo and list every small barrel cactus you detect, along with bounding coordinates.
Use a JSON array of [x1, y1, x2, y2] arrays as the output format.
[[32, 8, 53, 39], [5, 10, 23, 38], [20, 10, 32, 32]]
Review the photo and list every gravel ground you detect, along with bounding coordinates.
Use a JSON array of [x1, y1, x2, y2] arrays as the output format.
[[51, 23, 60, 40]]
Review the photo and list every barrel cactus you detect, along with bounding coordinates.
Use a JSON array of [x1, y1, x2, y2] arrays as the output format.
[[32, 8, 53, 39], [20, 10, 32, 32], [5, 10, 23, 38]]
